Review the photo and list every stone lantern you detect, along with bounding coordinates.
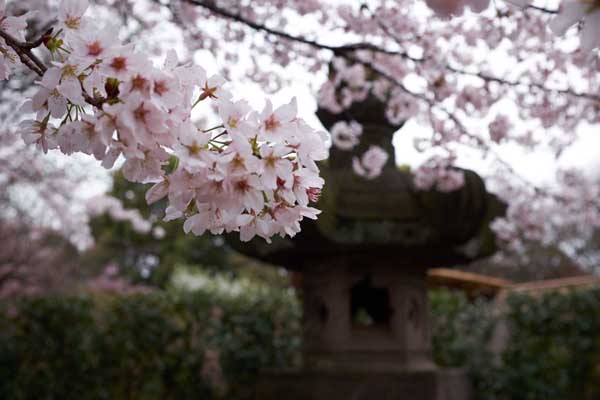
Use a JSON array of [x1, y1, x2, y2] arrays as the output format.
[[228, 91, 504, 399]]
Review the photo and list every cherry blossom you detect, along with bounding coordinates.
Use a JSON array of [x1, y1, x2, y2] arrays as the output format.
[[0, 0, 327, 243], [352, 145, 389, 180], [58, 0, 89, 35], [33, 64, 86, 117], [69, 23, 116, 65], [19, 118, 57, 154], [425, 0, 490, 18], [414, 156, 465, 193], [258, 98, 298, 143], [259, 144, 294, 189], [87, 195, 152, 234], [218, 99, 254, 135], [489, 115, 512, 144], [330, 120, 362, 150], [2, 0, 600, 256]]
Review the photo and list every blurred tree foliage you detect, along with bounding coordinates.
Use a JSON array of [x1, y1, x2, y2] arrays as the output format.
[[81, 171, 235, 286]]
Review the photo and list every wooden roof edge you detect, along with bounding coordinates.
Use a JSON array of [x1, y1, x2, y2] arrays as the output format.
[[427, 268, 513, 288], [506, 275, 600, 293]]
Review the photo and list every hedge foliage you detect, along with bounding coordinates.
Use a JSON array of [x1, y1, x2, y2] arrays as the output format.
[[3, 283, 600, 399], [497, 289, 600, 400], [430, 287, 600, 400], [0, 280, 300, 400], [429, 289, 499, 398]]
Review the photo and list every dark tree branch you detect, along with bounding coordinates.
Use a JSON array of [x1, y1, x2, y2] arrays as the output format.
[[369, 6, 599, 103], [0, 27, 105, 109], [184, 0, 400, 56], [183, 0, 561, 197], [446, 66, 600, 103], [0, 28, 46, 75], [22, 28, 53, 49], [185, 0, 598, 104], [527, 4, 558, 14]]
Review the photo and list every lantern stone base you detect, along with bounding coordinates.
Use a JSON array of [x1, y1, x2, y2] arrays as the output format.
[[255, 367, 471, 400]]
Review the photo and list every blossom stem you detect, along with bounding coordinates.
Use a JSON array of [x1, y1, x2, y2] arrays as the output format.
[[202, 124, 225, 134], [209, 139, 229, 145]]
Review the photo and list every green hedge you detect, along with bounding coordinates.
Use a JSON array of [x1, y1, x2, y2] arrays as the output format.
[[0, 285, 300, 400], [430, 288, 600, 400], [429, 289, 499, 398], [497, 289, 600, 400], [3, 284, 600, 399]]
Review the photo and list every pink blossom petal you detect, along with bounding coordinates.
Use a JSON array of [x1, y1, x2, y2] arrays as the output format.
[[41, 68, 61, 89], [146, 181, 169, 204], [58, 77, 86, 105], [48, 92, 67, 118]]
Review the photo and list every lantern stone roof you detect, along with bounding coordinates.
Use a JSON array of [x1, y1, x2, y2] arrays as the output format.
[[228, 92, 506, 270]]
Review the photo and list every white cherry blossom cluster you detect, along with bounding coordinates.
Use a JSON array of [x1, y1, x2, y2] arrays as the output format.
[[352, 145, 389, 180], [426, 0, 600, 50], [2, 0, 327, 243], [320, 58, 370, 113], [330, 120, 362, 151], [87, 195, 152, 235], [488, 115, 512, 144], [413, 155, 466, 193], [491, 188, 556, 253], [425, 0, 491, 18], [140, 0, 600, 257]]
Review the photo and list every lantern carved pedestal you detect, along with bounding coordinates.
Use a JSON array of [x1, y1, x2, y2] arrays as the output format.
[[254, 262, 470, 400], [228, 97, 505, 400]]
